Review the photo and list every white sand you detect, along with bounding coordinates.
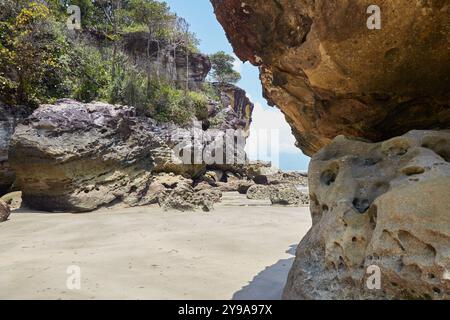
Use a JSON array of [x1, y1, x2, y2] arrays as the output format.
[[0, 193, 311, 300]]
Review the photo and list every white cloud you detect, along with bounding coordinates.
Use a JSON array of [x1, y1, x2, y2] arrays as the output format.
[[245, 99, 301, 165], [232, 54, 243, 73]]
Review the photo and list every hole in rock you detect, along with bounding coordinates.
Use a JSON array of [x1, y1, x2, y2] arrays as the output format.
[[310, 193, 319, 207], [320, 169, 337, 186], [201, 121, 210, 131], [402, 166, 425, 176], [353, 198, 370, 214], [254, 175, 269, 185]]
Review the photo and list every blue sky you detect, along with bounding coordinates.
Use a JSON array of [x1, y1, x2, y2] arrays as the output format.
[[163, 0, 310, 171]]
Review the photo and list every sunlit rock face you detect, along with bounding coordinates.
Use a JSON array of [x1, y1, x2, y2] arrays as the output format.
[[283, 130, 450, 300], [211, 0, 450, 156]]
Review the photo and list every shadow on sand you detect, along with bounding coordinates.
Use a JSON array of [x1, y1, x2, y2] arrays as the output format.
[[232, 244, 297, 300]]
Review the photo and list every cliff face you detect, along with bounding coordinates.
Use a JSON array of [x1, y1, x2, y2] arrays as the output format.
[[211, 0, 450, 156], [210, 83, 254, 135], [122, 32, 211, 91]]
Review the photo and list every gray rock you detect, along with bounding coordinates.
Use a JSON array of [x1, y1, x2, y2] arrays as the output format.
[[246, 185, 272, 200], [9, 100, 185, 212], [160, 183, 222, 212], [237, 180, 255, 194], [270, 186, 309, 206], [0, 199, 10, 222]]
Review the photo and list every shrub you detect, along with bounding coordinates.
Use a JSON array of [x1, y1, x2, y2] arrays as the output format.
[[186, 91, 209, 121], [70, 45, 110, 102]]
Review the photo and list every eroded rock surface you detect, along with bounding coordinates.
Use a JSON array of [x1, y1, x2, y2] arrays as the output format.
[[8, 98, 254, 213], [159, 182, 222, 212], [284, 130, 450, 300], [9, 100, 183, 212], [247, 183, 309, 207], [270, 186, 309, 207], [0, 199, 10, 222], [211, 0, 450, 155]]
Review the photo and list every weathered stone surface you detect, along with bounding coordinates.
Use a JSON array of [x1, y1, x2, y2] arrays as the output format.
[[0, 191, 22, 211], [262, 172, 309, 186], [246, 184, 272, 201], [247, 183, 309, 206], [209, 83, 254, 135], [123, 31, 211, 91], [0, 103, 29, 195], [284, 130, 450, 300], [0, 199, 10, 222], [210, 161, 278, 180], [270, 186, 309, 206], [237, 180, 255, 195], [193, 181, 214, 192], [153, 173, 193, 189], [211, 0, 450, 156], [216, 181, 239, 192], [159, 182, 222, 212], [9, 100, 185, 212], [9, 97, 254, 213]]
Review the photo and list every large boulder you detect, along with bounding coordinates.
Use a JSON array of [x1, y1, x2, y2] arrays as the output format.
[[9, 100, 194, 212], [211, 0, 450, 156], [159, 182, 222, 212], [246, 184, 272, 200], [270, 186, 309, 206], [284, 130, 450, 300], [246, 183, 309, 206]]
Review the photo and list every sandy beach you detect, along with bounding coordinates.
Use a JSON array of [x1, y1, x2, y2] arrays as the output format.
[[0, 193, 311, 300]]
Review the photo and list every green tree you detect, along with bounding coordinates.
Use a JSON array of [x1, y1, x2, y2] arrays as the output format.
[[209, 51, 241, 84], [0, 1, 72, 105]]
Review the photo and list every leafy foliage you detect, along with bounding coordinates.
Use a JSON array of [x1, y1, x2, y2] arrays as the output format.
[[209, 51, 241, 84], [0, 2, 72, 105], [0, 0, 228, 126]]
